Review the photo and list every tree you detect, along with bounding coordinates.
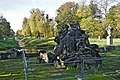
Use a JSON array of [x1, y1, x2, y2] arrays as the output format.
[[49, 19, 55, 37], [0, 21, 13, 39], [16, 30, 23, 37], [106, 3, 120, 38], [89, 0, 102, 20], [25, 22, 31, 37], [42, 14, 55, 38], [89, 0, 100, 16], [29, 9, 38, 37], [34, 9, 45, 38], [55, 2, 78, 29], [76, 3, 104, 38], [22, 17, 28, 36], [21, 8, 55, 38], [93, 0, 119, 18]]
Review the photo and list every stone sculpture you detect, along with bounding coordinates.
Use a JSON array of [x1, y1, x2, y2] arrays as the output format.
[[106, 24, 113, 45], [54, 22, 101, 68]]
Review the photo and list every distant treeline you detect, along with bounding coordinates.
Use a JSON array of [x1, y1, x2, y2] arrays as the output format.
[[17, 1, 120, 38]]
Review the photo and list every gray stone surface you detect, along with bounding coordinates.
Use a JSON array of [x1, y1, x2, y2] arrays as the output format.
[[106, 25, 113, 45], [54, 23, 101, 67]]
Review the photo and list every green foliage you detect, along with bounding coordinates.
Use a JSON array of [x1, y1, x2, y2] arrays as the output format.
[[106, 3, 120, 38], [22, 17, 31, 37], [0, 38, 18, 49], [89, 0, 100, 16], [20, 2, 120, 38], [55, 1, 120, 38], [16, 30, 23, 38], [76, 5, 104, 38], [21, 8, 55, 38], [55, 2, 78, 29], [0, 22, 14, 39], [55, 1, 105, 38]]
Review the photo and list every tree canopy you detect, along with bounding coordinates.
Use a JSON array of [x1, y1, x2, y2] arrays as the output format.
[[21, 8, 55, 38], [20, 1, 120, 38], [0, 17, 14, 39], [106, 3, 120, 38], [55, 2, 78, 30]]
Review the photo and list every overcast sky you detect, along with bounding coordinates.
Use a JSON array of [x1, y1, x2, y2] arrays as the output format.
[[0, 0, 80, 32], [0, 0, 119, 32]]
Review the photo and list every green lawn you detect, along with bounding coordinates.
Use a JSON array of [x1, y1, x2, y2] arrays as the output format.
[[0, 37, 119, 49], [0, 38, 18, 48], [20, 37, 56, 47], [0, 37, 120, 80], [21, 37, 120, 48], [89, 38, 120, 47], [20, 37, 120, 53], [0, 50, 120, 80], [0, 38, 18, 53]]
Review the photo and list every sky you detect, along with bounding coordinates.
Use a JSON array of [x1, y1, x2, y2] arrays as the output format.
[[0, 0, 80, 32], [0, 0, 119, 32]]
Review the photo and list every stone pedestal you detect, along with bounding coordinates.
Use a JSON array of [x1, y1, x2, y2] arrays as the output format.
[[107, 36, 113, 45], [98, 36, 101, 40]]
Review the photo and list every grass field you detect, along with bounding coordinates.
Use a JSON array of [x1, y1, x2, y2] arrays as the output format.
[[0, 37, 119, 48], [0, 37, 120, 80], [0, 50, 120, 80], [89, 38, 120, 47], [20, 37, 120, 48], [0, 38, 18, 53], [0, 38, 18, 48]]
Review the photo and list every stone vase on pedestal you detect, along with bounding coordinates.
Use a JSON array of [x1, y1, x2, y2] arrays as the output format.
[[106, 24, 113, 45], [107, 36, 113, 45]]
